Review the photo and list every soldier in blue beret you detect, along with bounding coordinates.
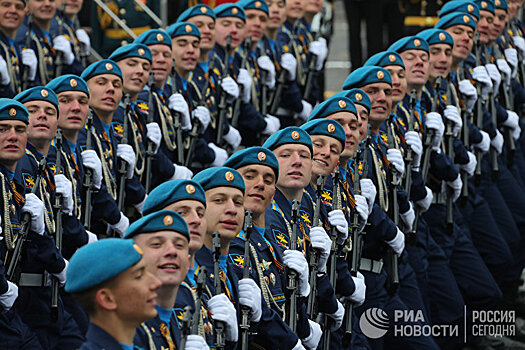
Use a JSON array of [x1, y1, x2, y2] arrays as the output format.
[[66, 238, 161, 350], [439, 1, 480, 21], [435, 13, 477, 71], [475, 0, 496, 44]]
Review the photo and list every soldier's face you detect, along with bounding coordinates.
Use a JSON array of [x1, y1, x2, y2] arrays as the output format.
[[446, 25, 474, 62], [305, 0, 323, 15], [326, 111, 358, 159], [274, 143, 312, 191], [400, 49, 429, 88], [216, 17, 245, 49], [238, 164, 276, 217], [55, 0, 82, 16], [172, 35, 200, 73], [204, 187, 245, 240], [508, 0, 524, 18], [87, 74, 123, 114], [118, 57, 151, 95], [385, 65, 407, 104], [362, 82, 392, 129], [245, 9, 268, 44], [0, 0, 25, 33], [355, 104, 369, 142], [27, 0, 56, 21], [133, 230, 190, 288], [478, 10, 495, 43], [164, 200, 207, 255], [491, 9, 507, 40], [267, 0, 286, 31], [0, 120, 27, 170], [187, 15, 216, 51], [311, 135, 342, 177], [57, 91, 89, 132], [25, 100, 58, 146], [286, 0, 304, 21], [149, 44, 172, 85], [428, 43, 452, 81]]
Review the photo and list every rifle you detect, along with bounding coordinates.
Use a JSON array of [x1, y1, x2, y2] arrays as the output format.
[[458, 76, 470, 203], [444, 81, 455, 235], [386, 117, 399, 296], [232, 36, 251, 129], [54, 3, 66, 78], [303, 7, 325, 100], [509, 21, 525, 88], [6, 157, 46, 282], [180, 305, 192, 350], [82, 110, 94, 229], [261, 67, 268, 116], [117, 94, 131, 211], [306, 174, 325, 319], [51, 129, 64, 322], [404, 89, 417, 198], [74, 17, 88, 67], [191, 266, 207, 334], [240, 210, 253, 350], [286, 200, 300, 332], [144, 73, 156, 192], [212, 231, 226, 350], [170, 60, 185, 165], [21, 13, 33, 91], [481, 45, 499, 181], [216, 35, 232, 145], [474, 33, 484, 185]]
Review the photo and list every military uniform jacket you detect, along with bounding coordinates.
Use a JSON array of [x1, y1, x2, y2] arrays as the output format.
[[49, 14, 85, 75], [0, 31, 23, 97], [80, 322, 135, 350], [134, 310, 181, 350]]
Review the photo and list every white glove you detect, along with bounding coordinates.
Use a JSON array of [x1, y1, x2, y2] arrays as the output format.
[[355, 194, 369, 231], [292, 340, 306, 350], [425, 112, 445, 151], [309, 38, 328, 71], [86, 230, 98, 244], [21, 49, 37, 81], [237, 69, 252, 103], [52, 35, 75, 65], [208, 294, 238, 342], [223, 126, 242, 149], [386, 227, 405, 255], [51, 259, 68, 286], [444, 174, 462, 202], [326, 300, 344, 331], [171, 164, 193, 180], [309, 226, 331, 273], [263, 114, 281, 135], [257, 55, 276, 88], [405, 131, 422, 168], [513, 124, 522, 141], [108, 212, 129, 238], [0, 56, 10, 85], [220, 76, 239, 103], [504, 48, 518, 77], [75, 29, 91, 55], [458, 79, 477, 112], [302, 320, 322, 350], [21, 193, 45, 235], [459, 151, 477, 176], [0, 281, 18, 311], [208, 143, 228, 167], [81, 150, 103, 190], [400, 203, 415, 233], [344, 272, 366, 306], [283, 249, 310, 296], [168, 94, 191, 130], [485, 64, 501, 93], [513, 36, 525, 56], [386, 148, 405, 180], [504, 110, 520, 129], [146, 122, 162, 154], [133, 194, 147, 214], [472, 66, 493, 99], [497, 58, 512, 86], [415, 186, 433, 213], [360, 178, 377, 214], [185, 335, 209, 350], [444, 105, 463, 137], [54, 174, 74, 215], [280, 53, 297, 81], [192, 106, 211, 131], [117, 144, 136, 179], [238, 278, 262, 322], [491, 129, 504, 154], [473, 130, 491, 153], [328, 209, 349, 245], [294, 100, 313, 122]]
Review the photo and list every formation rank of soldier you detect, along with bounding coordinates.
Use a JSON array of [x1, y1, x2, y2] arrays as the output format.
[[2, 0, 525, 349]]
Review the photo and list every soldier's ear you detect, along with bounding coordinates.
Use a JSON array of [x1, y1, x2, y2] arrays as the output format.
[[95, 288, 118, 311]]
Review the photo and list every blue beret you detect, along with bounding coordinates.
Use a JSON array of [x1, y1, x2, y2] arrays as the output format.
[[193, 167, 245, 193], [166, 22, 201, 39], [239, 0, 269, 15], [342, 66, 392, 90], [142, 180, 206, 215], [435, 12, 477, 30], [135, 29, 172, 47], [214, 3, 246, 21], [331, 89, 371, 112], [65, 238, 143, 293], [308, 96, 357, 121], [109, 43, 152, 63], [223, 147, 279, 179], [14, 87, 58, 114], [81, 59, 122, 82], [0, 98, 29, 124], [364, 51, 405, 68], [177, 4, 216, 22], [439, 1, 480, 20], [388, 36, 429, 54], [495, 0, 507, 10], [125, 210, 190, 240], [418, 29, 454, 47], [474, 0, 495, 14], [262, 126, 313, 154], [301, 119, 346, 150], [46, 75, 89, 97]]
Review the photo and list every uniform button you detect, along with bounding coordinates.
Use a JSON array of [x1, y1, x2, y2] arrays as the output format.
[[121, 40, 127, 46], [120, 8, 126, 15], [121, 19, 127, 24], [257, 242, 262, 247]]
